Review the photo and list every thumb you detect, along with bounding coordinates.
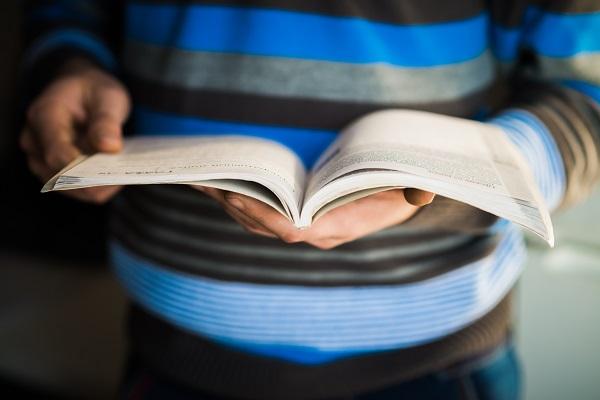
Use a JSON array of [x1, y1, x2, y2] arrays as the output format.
[[86, 86, 130, 153], [404, 188, 435, 207]]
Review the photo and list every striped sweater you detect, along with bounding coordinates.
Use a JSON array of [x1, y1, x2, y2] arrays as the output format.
[[24, 1, 600, 398]]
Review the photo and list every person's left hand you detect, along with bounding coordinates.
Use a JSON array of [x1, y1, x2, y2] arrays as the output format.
[[196, 187, 435, 249]]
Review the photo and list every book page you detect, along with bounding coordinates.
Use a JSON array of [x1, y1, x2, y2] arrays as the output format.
[[44, 136, 307, 221], [305, 110, 553, 245]]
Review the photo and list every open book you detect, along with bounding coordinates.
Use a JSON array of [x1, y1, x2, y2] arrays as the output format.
[[43, 110, 554, 246]]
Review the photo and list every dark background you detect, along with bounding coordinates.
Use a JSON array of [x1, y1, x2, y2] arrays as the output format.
[[0, 5, 124, 398], [0, 2, 107, 267]]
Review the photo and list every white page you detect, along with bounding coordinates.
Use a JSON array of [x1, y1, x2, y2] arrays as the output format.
[[306, 110, 553, 245], [44, 136, 307, 221]]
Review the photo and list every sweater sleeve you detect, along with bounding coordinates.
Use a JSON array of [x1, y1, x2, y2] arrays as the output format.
[[487, 0, 600, 211], [22, 0, 123, 96], [407, 0, 600, 233]]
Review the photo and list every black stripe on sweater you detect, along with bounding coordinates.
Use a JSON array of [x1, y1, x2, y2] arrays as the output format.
[[132, 0, 484, 25], [110, 187, 500, 285], [126, 75, 491, 131]]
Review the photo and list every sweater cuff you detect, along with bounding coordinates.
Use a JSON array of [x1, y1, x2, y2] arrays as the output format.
[[488, 109, 567, 212], [21, 28, 117, 98], [24, 28, 116, 71]]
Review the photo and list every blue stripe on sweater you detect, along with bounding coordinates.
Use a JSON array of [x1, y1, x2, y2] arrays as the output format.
[[491, 7, 600, 61], [523, 8, 600, 57], [132, 106, 337, 168], [490, 24, 521, 62], [111, 226, 524, 364], [125, 3, 487, 66]]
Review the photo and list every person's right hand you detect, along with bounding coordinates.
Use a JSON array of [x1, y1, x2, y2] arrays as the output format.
[[20, 57, 131, 203]]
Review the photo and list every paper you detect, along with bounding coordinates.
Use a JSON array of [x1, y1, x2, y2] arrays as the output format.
[[42, 110, 554, 246]]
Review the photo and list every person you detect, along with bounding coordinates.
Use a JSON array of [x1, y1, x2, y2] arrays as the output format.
[[20, 1, 600, 399]]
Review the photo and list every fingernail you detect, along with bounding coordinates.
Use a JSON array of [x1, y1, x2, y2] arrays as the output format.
[[228, 197, 244, 210], [100, 135, 120, 146]]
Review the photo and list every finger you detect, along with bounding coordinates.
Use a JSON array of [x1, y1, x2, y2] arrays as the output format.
[[307, 190, 419, 245], [197, 186, 227, 203], [86, 85, 130, 153], [222, 205, 278, 238], [202, 186, 225, 204], [27, 151, 122, 203], [27, 102, 81, 172], [26, 155, 54, 182], [304, 236, 346, 250], [190, 185, 206, 193], [192, 187, 277, 237], [224, 193, 302, 243], [27, 156, 120, 204], [76, 186, 122, 204], [404, 188, 435, 206], [62, 186, 122, 204]]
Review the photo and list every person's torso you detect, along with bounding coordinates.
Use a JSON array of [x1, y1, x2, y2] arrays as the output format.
[[111, 0, 526, 366]]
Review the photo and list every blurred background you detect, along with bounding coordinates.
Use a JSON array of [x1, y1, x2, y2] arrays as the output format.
[[0, 2, 598, 399]]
